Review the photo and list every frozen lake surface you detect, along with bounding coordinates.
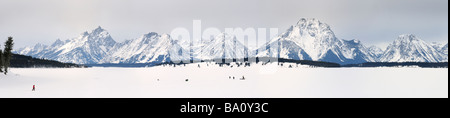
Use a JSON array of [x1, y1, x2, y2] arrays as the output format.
[[0, 63, 448, 98]]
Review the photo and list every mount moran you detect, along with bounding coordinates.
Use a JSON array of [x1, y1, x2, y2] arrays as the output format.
[[15, 18, 448, 65]]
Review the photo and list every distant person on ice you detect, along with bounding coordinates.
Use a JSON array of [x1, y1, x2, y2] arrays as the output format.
[[32, 85, 35, 91]]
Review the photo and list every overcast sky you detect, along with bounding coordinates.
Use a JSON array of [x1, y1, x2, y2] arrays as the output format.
[[0, 0, 448, 49]]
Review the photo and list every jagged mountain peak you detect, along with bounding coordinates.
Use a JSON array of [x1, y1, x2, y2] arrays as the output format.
[[296, 18, 332, 34], [76, 26, 112, 42], [92, 26, 105, 33], [80, 27, 116, 47], [55, 38, 63, 42], [442, 43, 448, 62], [103, 32, 189, 64], [134, 32, 160, 44], [34, 43, 47, 47], [257, 18, 375, 64], [380, 34, 445, 62], [344, 39, 361, 45], [16, 26, 118, 64], [430, 42, 445, 50], [140, 32, 171, 41], [441, 43, 448, 55], [394, 34, 420, 44], [442, 43, 448, 51], [90, 26, 111, 37], [368, 45, 384, 58], [284, 18, 337, 58], [398, 34, 416, 38], [296, 18, 324, 26], [284, 18, 334, 39], [51, 39, 65, 47], [160, 33, 171, 39], [82, 31, 89, 36], [143, 32, 159, 38]]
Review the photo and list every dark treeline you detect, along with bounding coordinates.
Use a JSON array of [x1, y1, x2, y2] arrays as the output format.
[[342, 62, 448, 68], [157, 57, 448, 68], [87, 57, 341, 68], [156, 57, 341, 68], [4, 37, 85, 69], [85, 57, 448, 68], [11, 54, 86, 68]]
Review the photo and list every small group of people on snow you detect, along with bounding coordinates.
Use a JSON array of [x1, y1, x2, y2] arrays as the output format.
[[229, 76, 245, 80]]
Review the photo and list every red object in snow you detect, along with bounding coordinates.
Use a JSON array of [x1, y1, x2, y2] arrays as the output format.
[[32, 85, 35, 91]]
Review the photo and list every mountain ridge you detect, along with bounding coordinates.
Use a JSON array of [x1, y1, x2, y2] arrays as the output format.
[[15, 19, 448, 65], [379, 34, 446, 62]]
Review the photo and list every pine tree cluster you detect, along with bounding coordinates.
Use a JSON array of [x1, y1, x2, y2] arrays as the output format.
[[1, 37, 14, 75]]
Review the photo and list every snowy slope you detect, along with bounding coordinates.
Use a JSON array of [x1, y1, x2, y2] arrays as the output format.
[[2, 66, 448, 98], [16, 43, 49, 56], [380, 34, 445, 62], [255, 18, 376, 64], [16, 26, 117, 64], [368, 46, 384, 58], [442, 43, 448, 55], [339, 39, 378, 63], [431, 42, 444, 51], [102, 32, 189, 63], [254, 36, 311, 60], [441, 43, 448, 62], [177, 34, 216, 61], [195, 33, 249, 60]]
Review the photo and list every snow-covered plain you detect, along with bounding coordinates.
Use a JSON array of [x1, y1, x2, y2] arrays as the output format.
[[0, 63, 447, 98]]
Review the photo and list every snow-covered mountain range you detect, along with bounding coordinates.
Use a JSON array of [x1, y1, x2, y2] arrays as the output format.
[[15, 19, 448, 64], [100, 32, 188, 64], [195, 33, 249, 60], [379, 34, 447, 62], [17, 26, 116, 64], [254, 18, 377, 64]]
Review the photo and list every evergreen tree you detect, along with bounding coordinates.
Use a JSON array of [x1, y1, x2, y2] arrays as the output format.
[[3, 37, 13, 74]]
